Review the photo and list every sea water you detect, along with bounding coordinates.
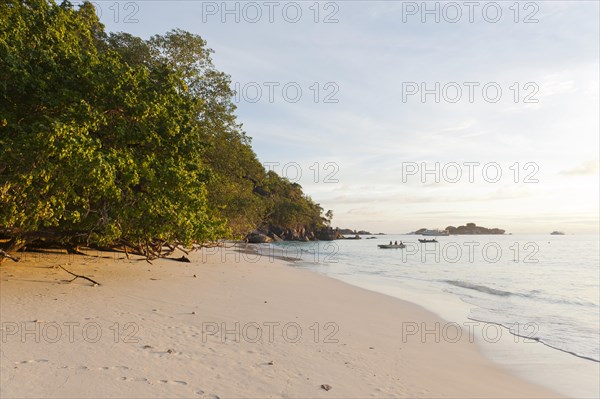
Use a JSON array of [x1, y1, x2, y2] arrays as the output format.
[[268, 234, 600, 397]]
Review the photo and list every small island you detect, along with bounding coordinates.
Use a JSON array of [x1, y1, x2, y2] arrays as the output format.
[[336, 228, 373, 236], [410, 223, 506, 235], [551, 231, 565, 235], [445, 223, 505, 235]]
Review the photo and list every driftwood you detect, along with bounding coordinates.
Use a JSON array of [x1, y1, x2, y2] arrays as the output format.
[[119, 239, 205, 261], [58, 265, 101, 286], [2, 226, 222, 262], [0, 250, 20, 263], [65, 245, 87, 256]]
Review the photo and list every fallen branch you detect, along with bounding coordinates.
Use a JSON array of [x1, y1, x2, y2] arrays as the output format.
[[163, 243, 177, 257], [58, 265, 101, 286], [66, 245, 87, 256], [194, 241, 225, 250], [171, 255, 190, 263], [175, 244, 189, 255], [0, 250, 20, 262]]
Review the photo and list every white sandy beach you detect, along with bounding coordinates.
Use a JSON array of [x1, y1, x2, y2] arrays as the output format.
[[0, 246, 561, 398]]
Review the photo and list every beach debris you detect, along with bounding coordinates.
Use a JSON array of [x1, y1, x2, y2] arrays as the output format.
[[142, 345, 153, 350], [191, 311, 196, 315], [321, 384, 332, 391], [264, 301, 267, 303], [193, 274, 197, 278], [267, 361, 274, 365], [174, 256, 191, 263], [0, 250, 20, 262], [58, 265, 100, 286], [167, 349, 174, 354], [369, 346, 374, 349]]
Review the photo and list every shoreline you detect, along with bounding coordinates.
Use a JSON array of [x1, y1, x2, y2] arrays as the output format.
[[315, 273, 599, 399], [246, 241, 600, 398], [1, 247, 561, 398]]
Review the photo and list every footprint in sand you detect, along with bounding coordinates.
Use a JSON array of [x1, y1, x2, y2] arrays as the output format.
[[99, 365, 130, 371], [149, 349, 181, 357], [119, 376, 150, 383], [158, 380, 188, 386], [194, 390, 220, 399], [15, 359, 49, 365]]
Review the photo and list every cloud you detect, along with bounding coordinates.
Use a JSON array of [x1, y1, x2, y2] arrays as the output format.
[[330, 187, 533, 208], [93, 1, 600, 233], [560, 160, 599, 176]]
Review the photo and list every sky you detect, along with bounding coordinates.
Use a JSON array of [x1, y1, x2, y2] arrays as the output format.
[[87, 0, 599, 234]]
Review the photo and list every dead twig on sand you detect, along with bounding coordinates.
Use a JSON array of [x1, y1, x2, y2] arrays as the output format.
[[58, 265, 101, 286], [0, 250, 20, 263]]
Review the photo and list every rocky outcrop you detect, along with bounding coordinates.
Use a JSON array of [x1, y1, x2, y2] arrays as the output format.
[[340, 234, 361, 240], [445, 223, 505, 235], [247, 231, 273, 243], [245, 222, 383, 242], [268, 232, 283, 242], [336, 228, 372, 235], [316, 227, 341, 241], [246, 225, 348, 242]]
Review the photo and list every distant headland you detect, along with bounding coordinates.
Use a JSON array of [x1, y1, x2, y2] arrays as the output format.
[[336, 228, 382, 235], [409, 223, 506, 235], [246, 226, 382, 243]]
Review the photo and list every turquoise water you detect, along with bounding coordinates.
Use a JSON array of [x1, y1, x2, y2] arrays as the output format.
[[270, 235, 600, 363]]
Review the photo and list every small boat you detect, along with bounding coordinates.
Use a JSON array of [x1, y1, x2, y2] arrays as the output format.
[[550, 231, 565, 235], [418, 238, 438, 243], [378, 244, 406, 249]]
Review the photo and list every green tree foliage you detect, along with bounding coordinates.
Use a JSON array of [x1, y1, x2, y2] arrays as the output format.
[[262, 171, 325, 230], [0, 0, 328, 255]]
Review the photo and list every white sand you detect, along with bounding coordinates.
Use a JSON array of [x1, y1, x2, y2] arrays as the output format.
[[0, 246, 560, 398]]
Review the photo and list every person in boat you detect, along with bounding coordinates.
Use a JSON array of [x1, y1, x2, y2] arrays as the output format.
[[389, 241, 392, 245], [394, 241, 398, 245], [400, 241, 403, 245]]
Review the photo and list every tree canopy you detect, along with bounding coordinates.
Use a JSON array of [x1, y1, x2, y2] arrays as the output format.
[[0, 0, 330, 257]]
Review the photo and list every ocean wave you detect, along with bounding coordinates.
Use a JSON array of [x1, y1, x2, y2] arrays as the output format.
[[442, 280, 597, 308], [443, 280, 514, 297], [467, 316, 600, 363], [544, 296, 598, 308]]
